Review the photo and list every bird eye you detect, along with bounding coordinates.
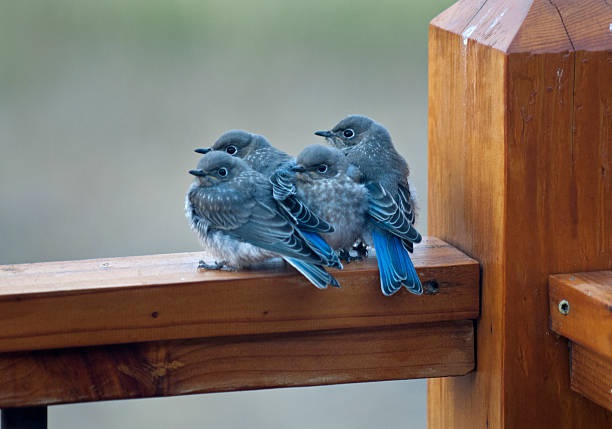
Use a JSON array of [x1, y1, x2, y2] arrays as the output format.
[[343, 129, 355, 138], [226, 145, 237, 155], [317, 164, 328, 173], [218, 167, 228, 177]]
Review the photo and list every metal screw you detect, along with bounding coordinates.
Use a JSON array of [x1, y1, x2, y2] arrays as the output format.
[[558, 299, 570, 316]]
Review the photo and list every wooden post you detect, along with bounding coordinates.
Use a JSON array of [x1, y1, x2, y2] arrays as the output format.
[[427, 0, 612, 428], [1, 407, 47, 429]]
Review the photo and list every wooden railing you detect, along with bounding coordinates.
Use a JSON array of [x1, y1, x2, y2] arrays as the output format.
[[0, 237, 479, 427], [3, 1, 610, 428], [549, 272, 612, 412]]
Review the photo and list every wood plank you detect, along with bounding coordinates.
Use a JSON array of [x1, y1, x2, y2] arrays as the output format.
[[427, 7, 507, 429], [0, 237, 478, 353], [0, 321, 474, 408], [428, 1, 612, 428], [571, 343, 612, 413], [550, 271, 612, 359]]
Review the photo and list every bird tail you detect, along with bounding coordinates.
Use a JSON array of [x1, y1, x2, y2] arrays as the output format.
[[284, 258, 340, 289], [371, 227, 422, 296], [300, 230, 343, 269]]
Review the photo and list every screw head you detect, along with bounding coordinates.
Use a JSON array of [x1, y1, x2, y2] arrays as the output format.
[[558, 299, 570, 316]]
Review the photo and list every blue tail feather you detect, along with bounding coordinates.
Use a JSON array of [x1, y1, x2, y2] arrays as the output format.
[[371, 227, 422, 296], [402, 240, 423, 294], [284, 257, 340, 289]]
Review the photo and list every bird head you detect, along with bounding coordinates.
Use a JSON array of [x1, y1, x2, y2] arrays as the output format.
[[292, 144, 347, 182], [189, 151, 249, 187], [314, 115, 390, 149], [195, 130, 269, 160]]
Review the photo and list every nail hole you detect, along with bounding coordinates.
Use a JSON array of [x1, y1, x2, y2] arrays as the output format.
[[558, 300, 570, 316], [151, 312, 159, 318], [424, 280, 439, 295]]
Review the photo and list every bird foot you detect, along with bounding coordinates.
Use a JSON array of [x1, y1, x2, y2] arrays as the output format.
[[338, 249, 364, 264], [197, 260, 236, 271], [352, 241, 369, 259]]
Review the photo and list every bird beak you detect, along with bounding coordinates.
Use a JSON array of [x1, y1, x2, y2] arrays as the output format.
[[189, 169, 206, 177], [291, 165, 306, 173], [314, 130, 333, 138], [194, 148, 211, 154]]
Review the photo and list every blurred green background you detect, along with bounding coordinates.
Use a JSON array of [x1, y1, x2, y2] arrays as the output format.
[[0, 0, 452, 427]]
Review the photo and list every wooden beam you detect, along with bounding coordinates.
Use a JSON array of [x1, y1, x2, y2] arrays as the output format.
[[0, 321, 474, 408], [549, 273, 612, 412], [571, 344, 612, 413], [427, 0, 612, 428], [0, 237, 478, 353], [549, 271, 612, 360]]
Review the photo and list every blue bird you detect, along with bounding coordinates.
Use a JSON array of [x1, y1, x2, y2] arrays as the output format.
[[185, 151, 341, 289], [315, 115, 422, 295], [270, 144, 369, 263]]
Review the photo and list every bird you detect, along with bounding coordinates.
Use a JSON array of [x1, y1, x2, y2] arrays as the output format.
[[314, 115, 423, 295], [195, 130, 293, 178], [196, 130, 337, 235], [185, 151, 341, 289], [270, 144, 369, 263]]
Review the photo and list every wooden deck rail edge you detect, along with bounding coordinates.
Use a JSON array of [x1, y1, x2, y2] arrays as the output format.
[[0, 321, 474, 407], [0, 237, 478, 353], [0, 236, 479, 408], [549, 271, 612, 412]]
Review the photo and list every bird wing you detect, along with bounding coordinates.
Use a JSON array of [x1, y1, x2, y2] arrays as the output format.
[[270, 168, 296, 200], [188, 186, 252, 231], [245, 186, 340, 267], [269, 170, 335, 233], [189, 178, 337, 266], [284, 257, 339, 289], [366, 182, 421, 244], [396, 183, 416, 224]]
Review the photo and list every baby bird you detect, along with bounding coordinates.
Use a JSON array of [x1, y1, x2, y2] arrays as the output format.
[[195, 130, 293, 178], [185, 151, 341, 289], [315, 115, 423, 295], [271, 145, 369, 262]]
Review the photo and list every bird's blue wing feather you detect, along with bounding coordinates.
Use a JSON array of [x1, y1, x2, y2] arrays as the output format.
[[397, 184, 416, 224], [269, 169, 335, 233], [283, 258, 340, 289], [366, 182, 421, 244], [270, 168, 297, 200], [300, 230, 342, 269]]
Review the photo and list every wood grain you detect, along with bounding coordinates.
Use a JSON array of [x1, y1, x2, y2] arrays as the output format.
[[571, 343, 612, 413], [550, 271, 612, 359], [428, 9, 507, 429], [0, 321, 474, 408], [0, 237, 478, 353], [428, 0, 612, 428]]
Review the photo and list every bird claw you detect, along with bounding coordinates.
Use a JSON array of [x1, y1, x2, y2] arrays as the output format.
[[197, 260, 236, 271], [338, 249, 364, 264], [352, 240, 369, 259]]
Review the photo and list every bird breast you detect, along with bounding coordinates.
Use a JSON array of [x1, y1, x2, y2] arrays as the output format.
[[296, 178, 369, 250]]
